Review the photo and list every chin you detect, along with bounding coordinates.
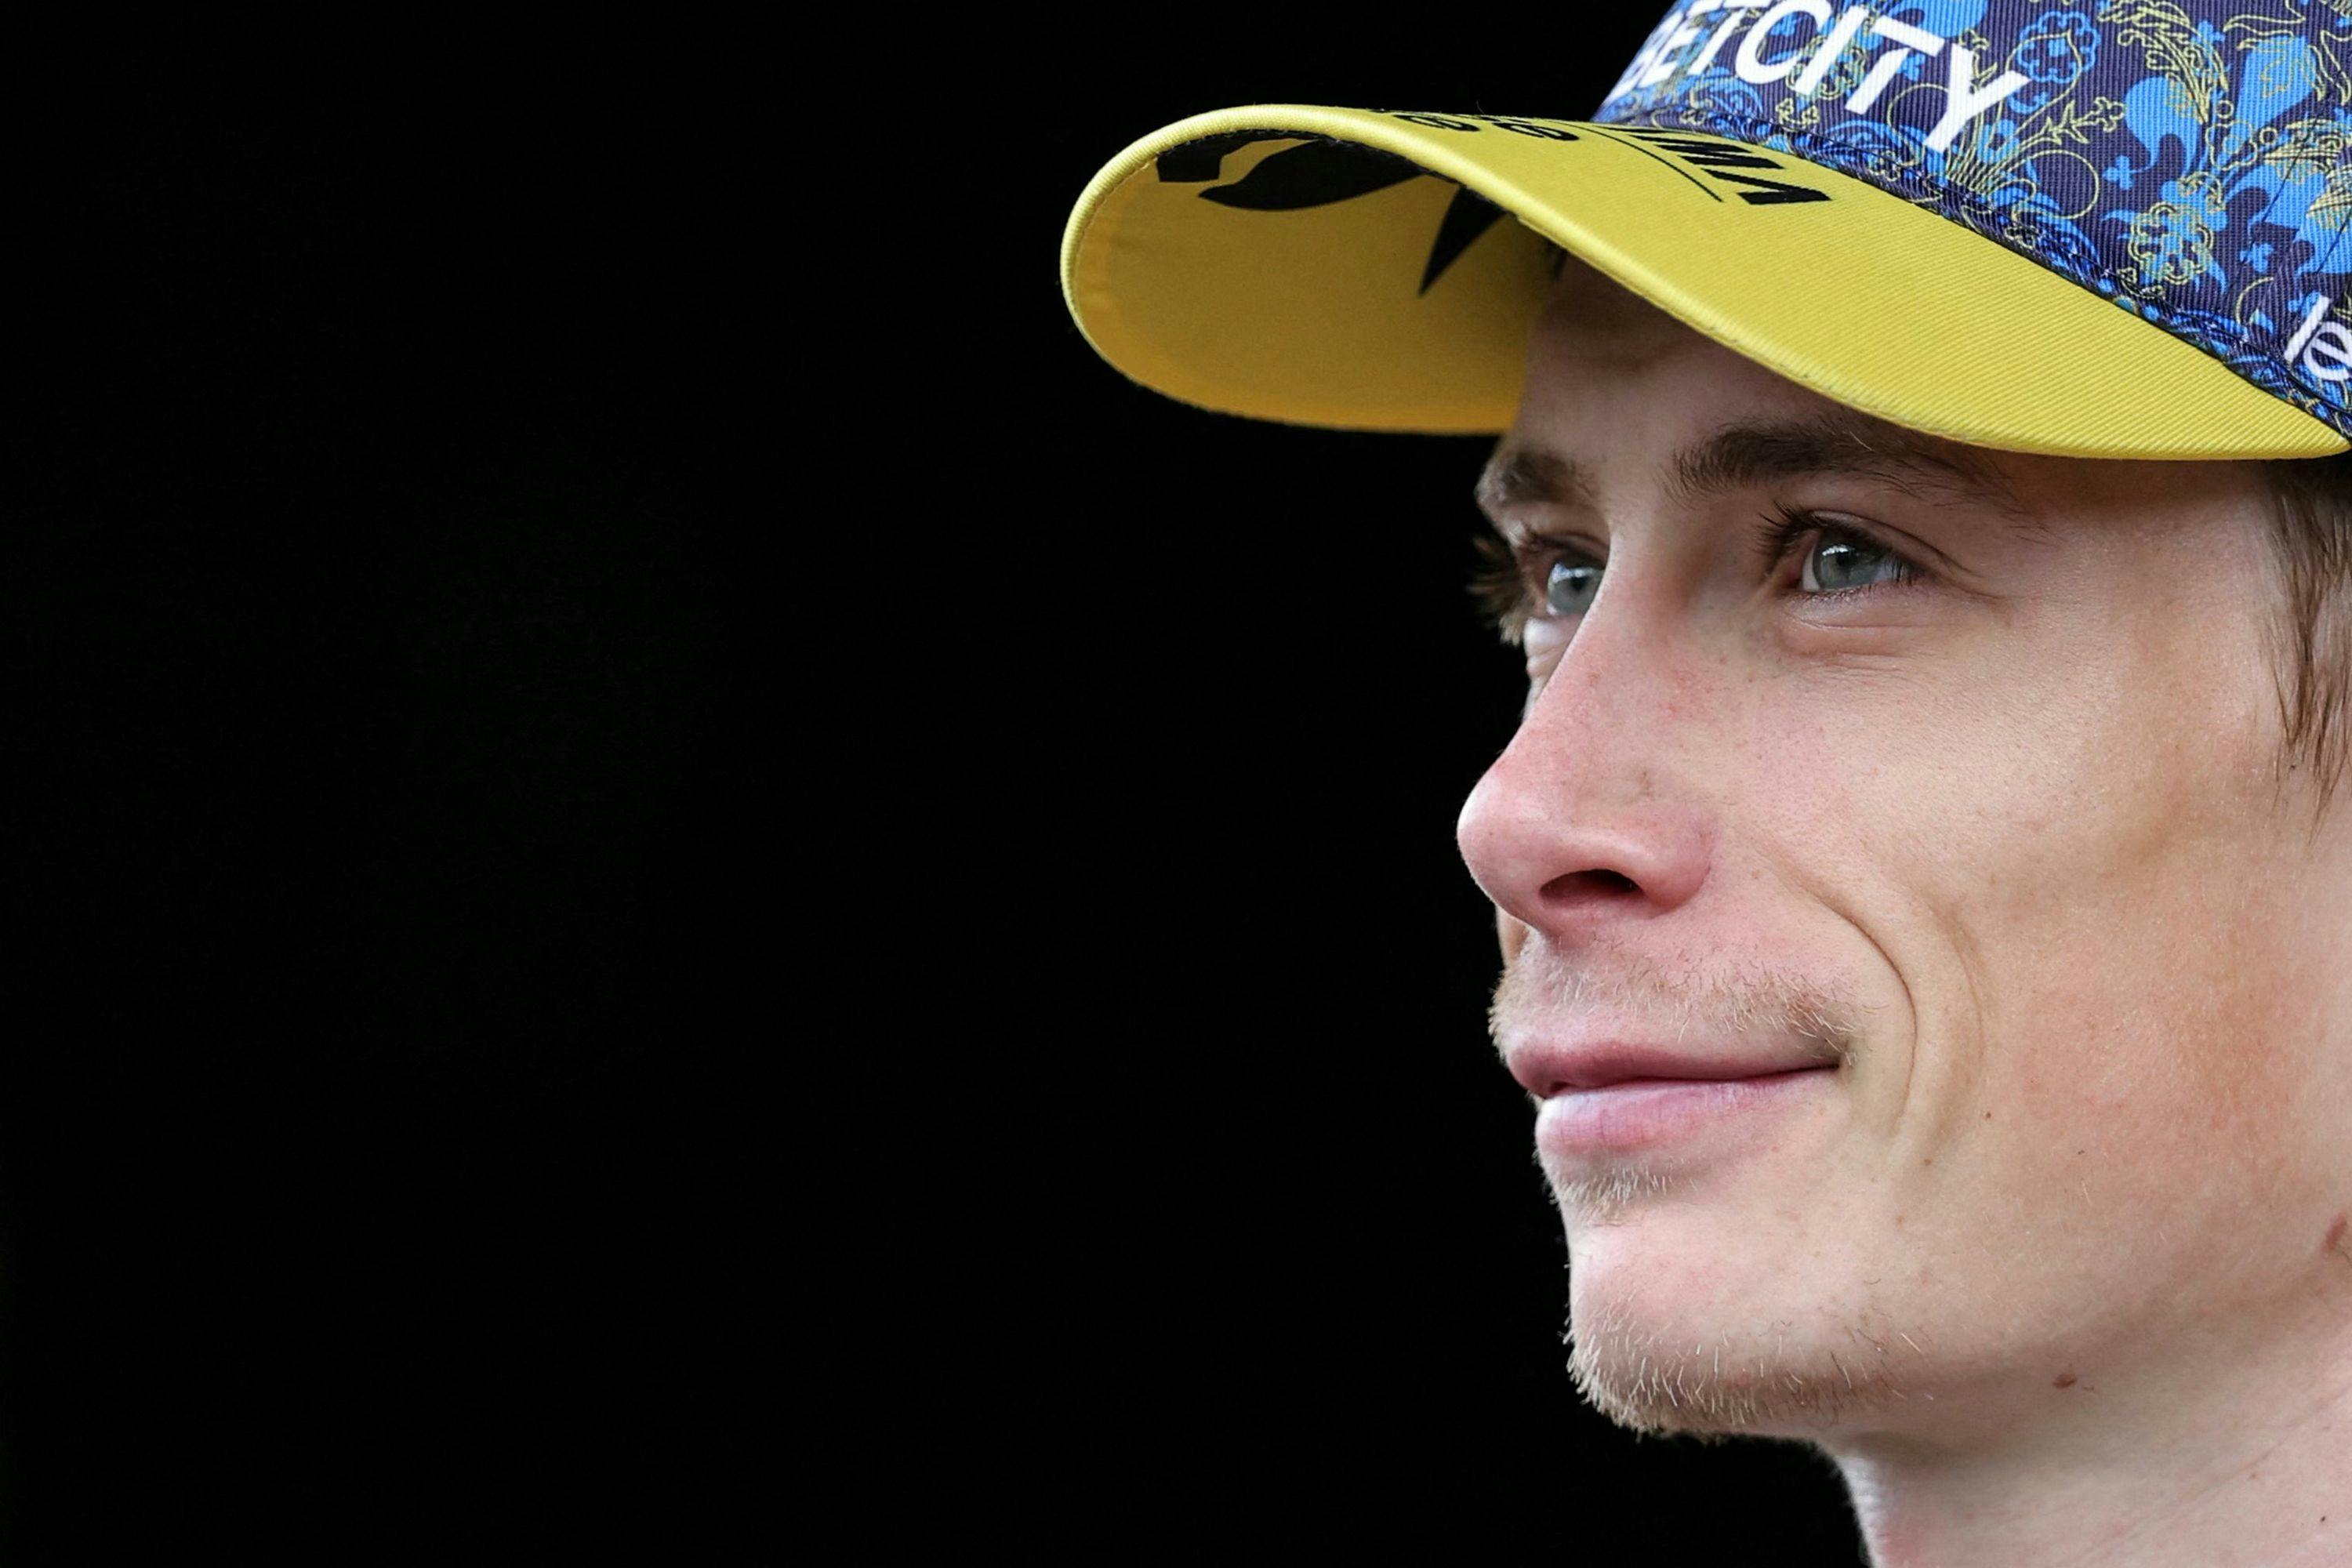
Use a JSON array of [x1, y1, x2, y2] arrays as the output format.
[[1563, 1276, 1918, 1443]]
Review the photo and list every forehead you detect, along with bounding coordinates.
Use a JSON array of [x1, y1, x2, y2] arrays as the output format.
[[1520, 256, 1890, 434], [1529, 255, 1712, 359], [1506, 256, 2263, 526]]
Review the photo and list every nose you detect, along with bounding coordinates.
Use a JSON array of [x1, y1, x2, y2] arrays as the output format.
[[1455, 621, 1712, 947]]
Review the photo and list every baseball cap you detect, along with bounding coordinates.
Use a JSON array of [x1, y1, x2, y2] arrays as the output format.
[[1058, 2, 2352, 459]]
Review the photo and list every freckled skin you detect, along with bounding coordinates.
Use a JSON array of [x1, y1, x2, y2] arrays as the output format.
[[1457, 259, 2352, 1567]]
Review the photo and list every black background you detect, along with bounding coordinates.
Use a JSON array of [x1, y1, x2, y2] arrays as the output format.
[[944, 20, 1867, 1563], [17, 19, 1865, 1564]]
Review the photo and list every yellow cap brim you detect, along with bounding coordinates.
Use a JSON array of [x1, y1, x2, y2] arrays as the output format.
[[1059, 104, 2349, 459]]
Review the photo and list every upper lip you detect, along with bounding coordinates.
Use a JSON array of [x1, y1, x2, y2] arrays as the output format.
[[1504, 1036, 1841, 1097]]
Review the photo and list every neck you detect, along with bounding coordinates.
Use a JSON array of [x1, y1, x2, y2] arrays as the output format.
[[1828, 1270, 2352, 1568]]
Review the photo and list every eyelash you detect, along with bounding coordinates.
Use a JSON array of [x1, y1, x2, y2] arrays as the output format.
[[1467, 504, 1931, 644]]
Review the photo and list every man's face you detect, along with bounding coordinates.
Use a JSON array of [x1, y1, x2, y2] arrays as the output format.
[[1456, 257, 2352, 1447]]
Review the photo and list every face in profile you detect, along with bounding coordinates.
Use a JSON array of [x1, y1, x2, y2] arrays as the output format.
[[1454, 256, 2352, 1490]]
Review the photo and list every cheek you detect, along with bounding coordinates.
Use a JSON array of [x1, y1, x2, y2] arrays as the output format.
[[1944, 873, 2327, 1288], [1802, 618, 2313, 1194]]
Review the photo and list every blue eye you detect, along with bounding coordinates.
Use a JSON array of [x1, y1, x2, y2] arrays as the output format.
[[1799, 530, 1907, 593], [1468, 506, 1934, 648], [1758, 508, 1929, 600], [1545, 557, 1602, 616]]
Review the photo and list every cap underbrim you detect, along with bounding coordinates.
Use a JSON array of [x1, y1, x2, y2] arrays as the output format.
[[1059, 103, 2349, 460]]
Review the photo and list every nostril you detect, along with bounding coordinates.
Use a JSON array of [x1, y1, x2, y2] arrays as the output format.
[[1545, 869, 1639, 898]]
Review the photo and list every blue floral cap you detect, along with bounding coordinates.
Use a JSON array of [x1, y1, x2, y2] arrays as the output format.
[[1595, 1, 2351, 444]]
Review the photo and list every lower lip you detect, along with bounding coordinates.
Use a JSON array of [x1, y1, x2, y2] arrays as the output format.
[[1535, 1067, 1837, 1157]]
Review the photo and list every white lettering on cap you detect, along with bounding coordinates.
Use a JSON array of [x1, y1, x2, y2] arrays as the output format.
[[1625, 5, 2038, 153], [1790, 6, 1872, 96], [1923, 43, 2030, 152], [1845, 17, 1945, 114], [1688, 5, 1761, 76], [1735, 0, 1831, 85], [2285, 293, 2352, 385]]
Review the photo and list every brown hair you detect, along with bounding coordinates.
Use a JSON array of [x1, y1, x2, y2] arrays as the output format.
[[2252, 448, 2352, 832]]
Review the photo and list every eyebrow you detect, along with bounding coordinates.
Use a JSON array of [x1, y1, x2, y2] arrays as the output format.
[[1475, 413, 2045, 535]]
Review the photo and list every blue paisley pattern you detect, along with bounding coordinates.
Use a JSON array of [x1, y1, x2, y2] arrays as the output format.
[[1595, 1, 2352, 439]]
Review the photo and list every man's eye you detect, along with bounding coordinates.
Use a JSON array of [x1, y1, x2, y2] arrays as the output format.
[[1758, 508, 1929, 599], [1466, 508, 1934, 648], [1544, 514, 1924, 614], [1545, 557, 1602, 617], [1805, 532, 1901, 592]]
